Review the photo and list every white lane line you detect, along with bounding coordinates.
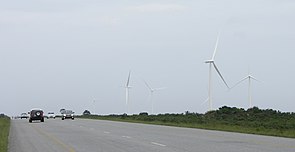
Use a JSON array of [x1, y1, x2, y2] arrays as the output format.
[[104, 131, 110, 134], [151, 142, 166, 147], [122, 136, 131, 139], [90, 128, 94, 130]]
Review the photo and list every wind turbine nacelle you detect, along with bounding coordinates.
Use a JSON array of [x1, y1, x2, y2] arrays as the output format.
[[126, 86, 132, 89], [205, 60, 214, 63]]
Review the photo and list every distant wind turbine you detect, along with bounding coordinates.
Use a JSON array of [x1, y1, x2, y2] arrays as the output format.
[[230, 71, 260, 108], [124, 71, 132, 114], [142, 79, 166, 114], [204, 33, 230, 111], [93, 99, 96, 115]]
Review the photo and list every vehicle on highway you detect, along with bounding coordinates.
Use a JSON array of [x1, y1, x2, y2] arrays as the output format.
[[47, 112, 56, 119], [29, 109, 44, 123], [20, 113, 29, 119], [61, 110, 74, 120]]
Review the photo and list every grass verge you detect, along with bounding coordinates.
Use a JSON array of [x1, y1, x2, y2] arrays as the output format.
[[78, 115, 295, 138], [0, 117, 10, 152]]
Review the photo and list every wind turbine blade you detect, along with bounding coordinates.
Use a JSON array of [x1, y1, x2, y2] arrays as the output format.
[[230, 76, 248, 90], [126, 71, 131, 87], [154, 87, 166, 91], [212, 33, 220, 60], [213, 63, 229, 89], [250, 76, 262, 83], [202, 97, 209, 105], [142, 79, 152, 91]]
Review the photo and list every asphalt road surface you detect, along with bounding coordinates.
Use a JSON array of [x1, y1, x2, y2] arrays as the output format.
[[9, 118, 295, 152]]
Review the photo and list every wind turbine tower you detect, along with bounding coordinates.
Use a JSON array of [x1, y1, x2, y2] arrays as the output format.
[[204, 34, 230, 111]]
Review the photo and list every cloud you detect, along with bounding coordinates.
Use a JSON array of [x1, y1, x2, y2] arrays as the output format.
[[125, 4, 187, 13]]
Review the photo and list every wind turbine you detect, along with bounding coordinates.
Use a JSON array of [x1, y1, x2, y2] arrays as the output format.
[[93, 99, 96, 115], [204, 33, 230, 111], [124, 71, 132, 114], [142, 79, 166, 114], [230, 71, 260, 108]]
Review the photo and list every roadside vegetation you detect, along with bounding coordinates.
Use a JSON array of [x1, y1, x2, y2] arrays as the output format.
[[0, 114, 10, 152], [79, 106, 295, 138]]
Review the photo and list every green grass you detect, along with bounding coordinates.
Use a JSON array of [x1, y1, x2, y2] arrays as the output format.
[[79, 107, 295, 138], [0, 117, 10, 152], [78, 114, 295, 138]]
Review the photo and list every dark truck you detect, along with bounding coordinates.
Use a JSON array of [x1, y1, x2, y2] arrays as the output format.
[[29, 109, 44, 123]]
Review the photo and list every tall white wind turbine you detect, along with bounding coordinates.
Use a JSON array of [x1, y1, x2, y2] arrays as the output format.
[[231, 71, 260, 108], [124, 71, 132, 114], [142, 79, 165, 114], [204, 34, 230, 111]]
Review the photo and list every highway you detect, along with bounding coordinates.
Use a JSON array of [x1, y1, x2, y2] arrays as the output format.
[[9, 118, 295, 152]]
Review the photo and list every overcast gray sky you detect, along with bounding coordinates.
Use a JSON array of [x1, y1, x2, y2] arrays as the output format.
[[1, 0, 295, 116]]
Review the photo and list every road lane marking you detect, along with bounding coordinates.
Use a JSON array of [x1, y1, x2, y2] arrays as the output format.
[[122, 136, 131, 139], [104, 131, 110, 134], [32, 125, 76, 152], [151, 142, 166, 147]]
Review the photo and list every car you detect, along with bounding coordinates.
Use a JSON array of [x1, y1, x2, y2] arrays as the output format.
[[20, 113, 29, 119], [47, 112, 56, 119], [29, 109, 44, 123], [61, 110, 74, 120]]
